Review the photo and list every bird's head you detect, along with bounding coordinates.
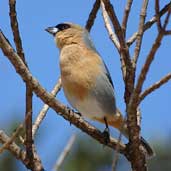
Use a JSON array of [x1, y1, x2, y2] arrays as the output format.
[[45, 23, 86, 49]]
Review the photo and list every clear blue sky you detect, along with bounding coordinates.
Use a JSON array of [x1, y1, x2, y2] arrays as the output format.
[[0, 0, 171, 170]]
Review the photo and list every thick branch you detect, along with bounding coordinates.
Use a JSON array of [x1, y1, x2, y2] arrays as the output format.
[[126, 10, 170, 171], [85, 0, 100, 32], [127, 2, 150, 170], [0, 31, 127, 156]]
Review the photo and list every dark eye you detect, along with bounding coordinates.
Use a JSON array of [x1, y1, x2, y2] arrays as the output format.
[[55, 23, 70, 31]]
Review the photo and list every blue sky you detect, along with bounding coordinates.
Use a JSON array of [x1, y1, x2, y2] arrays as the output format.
[[0, 0, 171, 170]]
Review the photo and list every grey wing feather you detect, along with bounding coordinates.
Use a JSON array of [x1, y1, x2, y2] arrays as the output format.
[[102, 61, 114, 88], [83, 30, 114, 88], [90, 59, 116, 115]]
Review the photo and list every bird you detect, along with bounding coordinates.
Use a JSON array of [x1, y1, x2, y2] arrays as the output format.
[[45, 22, 154, 158]]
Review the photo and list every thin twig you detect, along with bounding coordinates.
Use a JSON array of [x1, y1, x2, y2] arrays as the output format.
[[0, 124, 23, 154], [0, 130, 44, 171], [155, 0, 162, 31], [102, 0, 130, 60], [164, 30, 171, 35], [134, 8, 171, 106], [9, 0, 25, 62], [127, 1, 171, 46], [85, 0, 100, 32], [112, 126, 124, 171], [9, 0, 34, 168], [0, 31, 127, 156], [25, 87, 33, 166], [100, 0, 120, 50], [139, 73, 171, 102], [54, 134, 76, 171], [32, 78, 62, 138], [132, 0, 149, 67], [163, 7, 171, 30], [122, 0, 133, 38]]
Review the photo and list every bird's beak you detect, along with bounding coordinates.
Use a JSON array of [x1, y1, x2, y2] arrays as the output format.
[[45, 27, 58, 36]]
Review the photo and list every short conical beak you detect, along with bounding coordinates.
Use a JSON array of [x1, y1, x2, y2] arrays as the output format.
[[45, 27, 58, 36]]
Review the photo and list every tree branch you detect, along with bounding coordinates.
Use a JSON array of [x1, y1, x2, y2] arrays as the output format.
[[100, 0, 120, 50], [85, 0, 100, 32], [135, 11, 171, 106], [127, 1, 171, 46], [126, 9, 171, 171], [54, 134, 76, 171], [9, 0, 25, 62], [140, 73, 171, 102], [132, 0, 149, 67], [122, 0, 133, 38], [0, 130, 44, 171], [9, 0, 34, 168], [155, 0, 162, 32], [0, 124, 23, 154], [32, 78, 62, 138]]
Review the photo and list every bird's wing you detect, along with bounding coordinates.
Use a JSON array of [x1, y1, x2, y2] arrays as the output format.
[[101, 60, 114, 89]]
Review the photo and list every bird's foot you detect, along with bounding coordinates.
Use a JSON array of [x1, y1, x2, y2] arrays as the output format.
[[102, 127, 110, 145], [66, 106, 82, 125]]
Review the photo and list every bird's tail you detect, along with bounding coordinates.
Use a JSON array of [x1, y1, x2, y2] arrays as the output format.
[[109, 109, 155, 159]]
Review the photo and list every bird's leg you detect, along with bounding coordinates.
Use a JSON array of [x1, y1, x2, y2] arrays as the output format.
[[102, 117, 110, 144]]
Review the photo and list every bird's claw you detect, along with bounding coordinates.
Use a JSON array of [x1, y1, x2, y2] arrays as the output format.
[[102, 127, 110, 145], [66, 106, 82, 126]]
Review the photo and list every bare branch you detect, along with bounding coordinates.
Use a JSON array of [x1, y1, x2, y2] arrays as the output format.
[[0, 124, 23, 154], [9, 0, 34, 167], [0, 130, 44, 171], [32, 78, 62, 138], [132, 0, 149, 66], [140, 73, 171, 102], [122, 0, 133, 38], [0, 31, 127, 156], [135, 10, 171, 105], [9, 0, 25, 62], [100, 0, 120, 50], [126, 10, 171, 170], [164, 30, 171, 35], [163, 7, 171, 30], [85, 0, 100, 32], [127, 1, 171, 46], [102, 0, 130, 60], [25, 86, 33, 166], [54, 134, 76, 171], [112, 130, 123, 171], [155, 0, 162, 32]]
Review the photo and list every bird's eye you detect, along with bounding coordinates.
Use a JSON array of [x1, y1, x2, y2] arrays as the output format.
[[56, 23, 71, 31]]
